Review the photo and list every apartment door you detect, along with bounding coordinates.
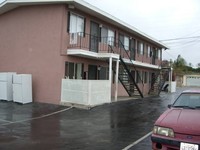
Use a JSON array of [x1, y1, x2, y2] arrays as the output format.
[[152, 48, 156, 65], [130, 39, 135, 60], [68, 62, 75, 79], [119, 34, 124, 48], [88, 65, 97, 80], [90, 21, 99, 52]]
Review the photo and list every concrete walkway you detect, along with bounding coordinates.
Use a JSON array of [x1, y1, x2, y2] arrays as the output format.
[[0, 87, 199, 150]]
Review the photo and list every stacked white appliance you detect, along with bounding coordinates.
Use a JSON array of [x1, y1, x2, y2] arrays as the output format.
[[0, 72, 16, 101], [13, 74, 32, 104]]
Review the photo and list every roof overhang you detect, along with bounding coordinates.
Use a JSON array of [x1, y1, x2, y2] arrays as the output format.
[[67, 49, 120, 60], [0, 0, 168, 49], [68, 49, 161, 69], [123, 58, 161, 69]]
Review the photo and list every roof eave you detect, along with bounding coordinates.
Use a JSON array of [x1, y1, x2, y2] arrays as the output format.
[[0, 0, 73, 14]]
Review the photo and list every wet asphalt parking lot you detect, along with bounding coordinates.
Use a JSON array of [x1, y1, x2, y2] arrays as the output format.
[[0, 87, 199, 150]]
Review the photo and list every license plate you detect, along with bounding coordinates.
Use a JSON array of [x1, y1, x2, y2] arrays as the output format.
[[180, 142, 199, 150]]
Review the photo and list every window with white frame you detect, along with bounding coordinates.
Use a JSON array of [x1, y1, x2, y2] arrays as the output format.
[[101, 27, 108, 44], [158, 49, 161, 59], [65, 62, 83, 79], [119, 34, 129, 50], [69, 13, 85, 44], [147, 45, 151, 57], [108, 30, 114, 46], [137, 41, 144, 55], [101, 27, 114, 46], [140, 42, 144, 55], [124, 36, 129, 50]]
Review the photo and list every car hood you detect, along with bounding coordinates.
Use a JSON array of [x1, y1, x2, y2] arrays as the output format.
[[155, 108, 200, 135]]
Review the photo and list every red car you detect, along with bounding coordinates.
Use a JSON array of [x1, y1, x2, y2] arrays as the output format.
[[151, 90, 200, 150]]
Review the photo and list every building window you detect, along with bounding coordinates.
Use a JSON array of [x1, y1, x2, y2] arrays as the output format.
[[119, 34, 129, 50], [69, 13, 84, 34], [137, 41, 144, 55], [99, 66, 109, 80], [155, 48, 161, 59], [147, 45, 151, 57], [137, 41, 140, 54], [140, 42, 144, 55], [101, 27, 114, 46], [68, 12, 85, 44], [152, 47, 156, 58], [65, 62, 83, 79], [124, 36, 129, 50], [158, 49, 161, 59]]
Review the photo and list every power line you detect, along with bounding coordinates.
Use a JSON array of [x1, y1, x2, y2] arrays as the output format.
[[160, 35, 200, 41], [164, 38, 200, 44], [162, 38, 200, 49], [163, 50, 177, 60]]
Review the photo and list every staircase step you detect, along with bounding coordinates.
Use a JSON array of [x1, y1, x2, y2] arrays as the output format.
[[148, 68, 169, 96], [114, 56, 144, 98]]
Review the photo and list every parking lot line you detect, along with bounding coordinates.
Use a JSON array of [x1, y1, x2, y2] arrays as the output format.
[[1, 106, 73, 126], [122, 131, 152, 150]]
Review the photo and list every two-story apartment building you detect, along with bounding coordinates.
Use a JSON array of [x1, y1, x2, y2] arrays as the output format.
[[0, 0, 168, 106]]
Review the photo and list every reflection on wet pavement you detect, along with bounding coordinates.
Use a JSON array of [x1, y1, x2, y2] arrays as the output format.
[[0, 87, 199, 150]]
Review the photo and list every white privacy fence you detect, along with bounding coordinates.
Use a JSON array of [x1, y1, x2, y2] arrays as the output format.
[[61, 79, 111, 106]]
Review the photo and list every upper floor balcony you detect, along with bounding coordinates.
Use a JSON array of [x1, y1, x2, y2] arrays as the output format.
[[66, 32, 162, 69]]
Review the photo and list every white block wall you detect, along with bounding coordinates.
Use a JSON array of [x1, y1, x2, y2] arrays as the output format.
[[61, 79, 111, 106]]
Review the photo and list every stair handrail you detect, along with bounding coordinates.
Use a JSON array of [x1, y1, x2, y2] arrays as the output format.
[[148, 71, 160, 94], [108, 45, 144, 98], [117, 40, 144, 87], [157, 69, 169, 95], [119, 56, 144, 98], [148, 68, 169, 95]]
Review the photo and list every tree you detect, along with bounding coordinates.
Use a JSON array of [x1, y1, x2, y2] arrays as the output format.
[[197, 63, 200, 68], [175, 55, 187, 67], [172, 55, 187, 74], [171, 55, 200, 74], [166, 55, 200, 74]]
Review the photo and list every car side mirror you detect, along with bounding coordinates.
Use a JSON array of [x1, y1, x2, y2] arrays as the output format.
[[168, 104, 172, 108]]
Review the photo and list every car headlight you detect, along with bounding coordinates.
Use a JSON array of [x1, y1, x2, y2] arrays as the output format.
[[153, 126, 174, 137]]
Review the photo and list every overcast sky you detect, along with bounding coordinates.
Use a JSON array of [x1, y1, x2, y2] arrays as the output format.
[[1, 0, 200, 67], [83, 0, 200, 67]]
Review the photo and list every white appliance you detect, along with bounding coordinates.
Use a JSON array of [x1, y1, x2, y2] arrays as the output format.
[[13, 74, 32, 104], [0, 72, 16, 101]]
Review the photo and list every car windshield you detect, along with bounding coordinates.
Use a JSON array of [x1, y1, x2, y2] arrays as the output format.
[[173, 93, 200, 109]]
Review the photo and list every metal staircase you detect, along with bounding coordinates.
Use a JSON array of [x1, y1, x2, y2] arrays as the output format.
[[118, 56, 144, 98], [148, 68, 169, 95], [108, 42, 144, 98]]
